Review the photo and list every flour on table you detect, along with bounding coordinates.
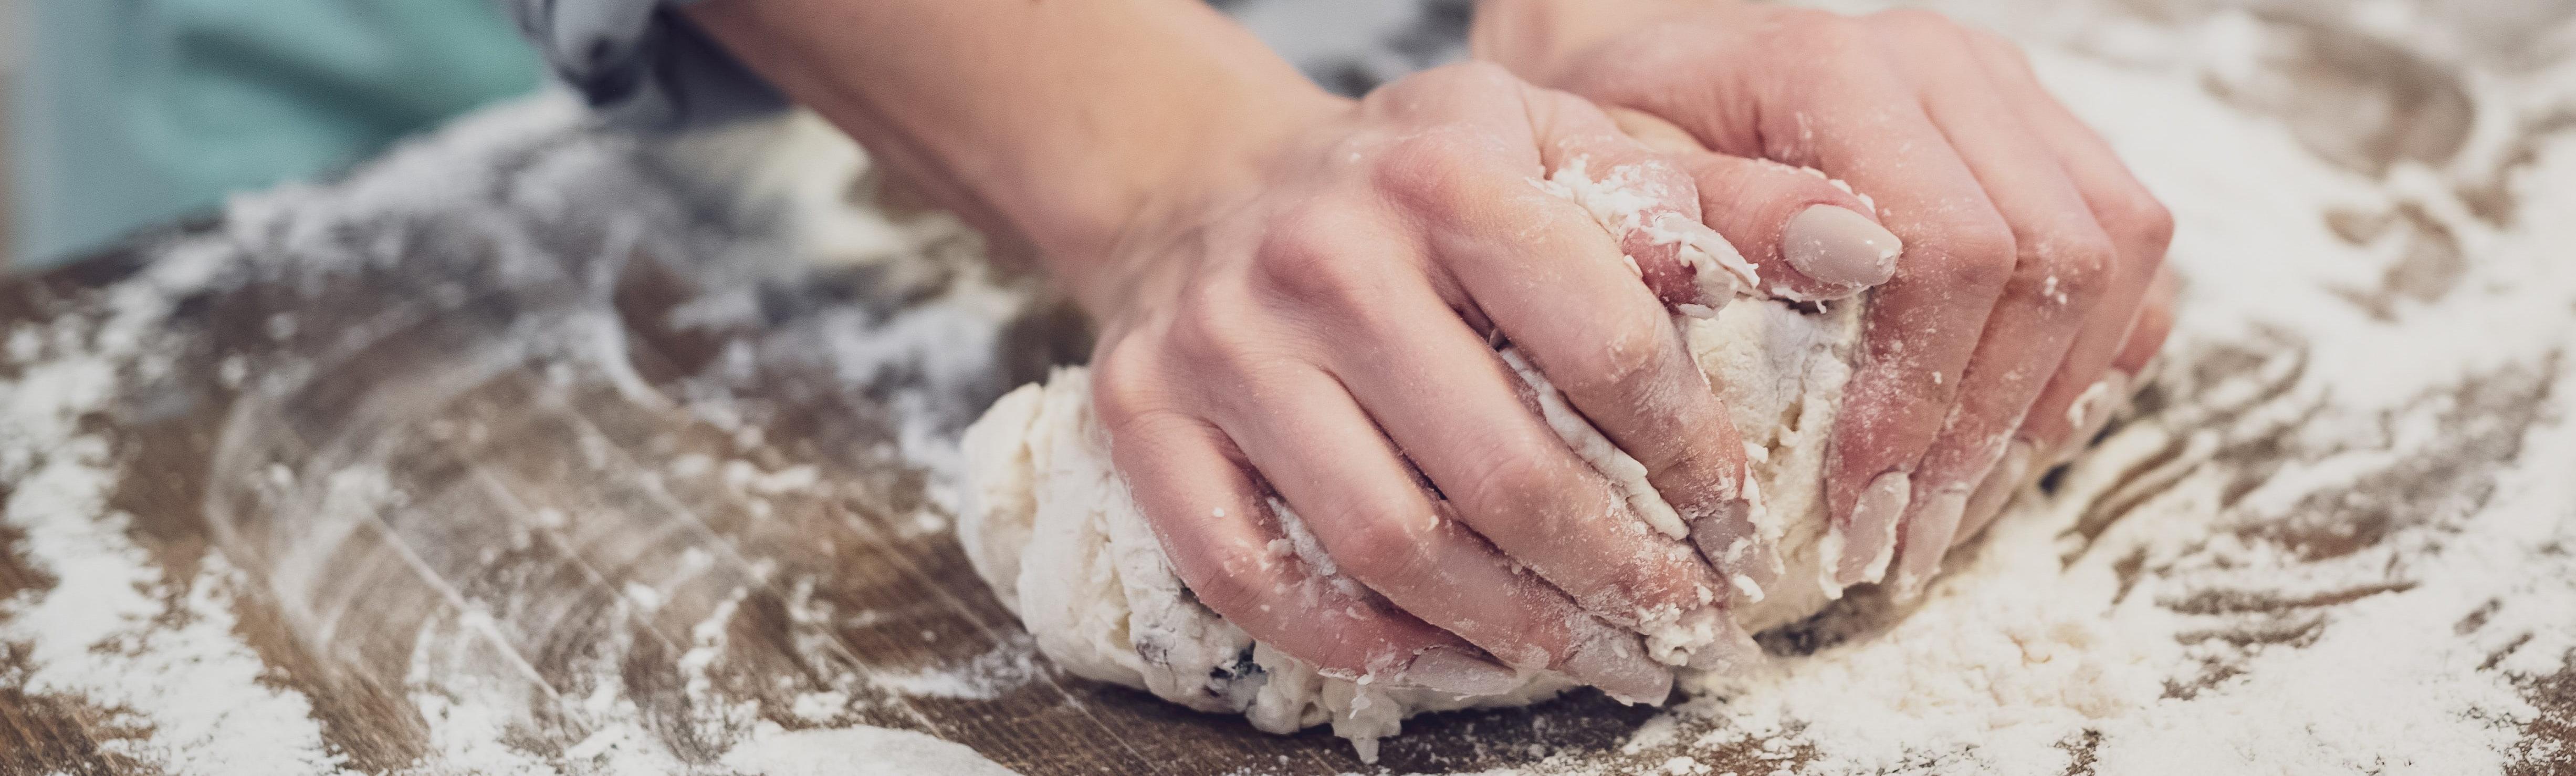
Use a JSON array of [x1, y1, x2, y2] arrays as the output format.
[[1446, 4, 2576, 773], [957, 3, 2576, 773], [8, 1, 2573, 772], [720, 722, 1022, 776]]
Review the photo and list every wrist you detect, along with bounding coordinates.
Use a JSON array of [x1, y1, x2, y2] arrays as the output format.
[[1054, 84, 1348, 320], [682, 0, 1343, 312], [1013, 73, 1345, 294]]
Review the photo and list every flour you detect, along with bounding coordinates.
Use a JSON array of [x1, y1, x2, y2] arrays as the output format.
[[0, 241, 351, 775], [1535, 156, 1765, 314], [865, 639, 1044, 700], [719, 722, 1022, 776], [955, 3, 2576, 773], [956, 265, 1869, 760], [7, 1, 2573, 772], [1548, 7, 2576, 774]]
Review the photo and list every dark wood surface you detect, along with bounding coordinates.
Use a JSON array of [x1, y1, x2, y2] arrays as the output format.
[[0, 177, 1690, 774], [3, 140, 2568, 776], [5, 2, 2576, 771]]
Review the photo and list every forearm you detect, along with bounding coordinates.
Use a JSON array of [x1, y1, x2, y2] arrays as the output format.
[[684, 0, 1337, 297]]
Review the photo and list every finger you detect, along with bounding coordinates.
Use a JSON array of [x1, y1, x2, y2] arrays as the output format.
[[1551, 12, 2025, 589], [1097, 400, 1498, 691], [1607, 107, 1902, 300], [1948, 29, 2182, 545], [1705, 20, 2021, 590], [1375, 64, 1741, 314], [1392, 90, 1775, 599], [1879, 19, 2116, 597], [1967, 29, 2175, 472], [1685, 153, 1903, 301], [2052, 262, 2177, 468], [1528, 97, 1748, 315], [2110, 263, 2178, 377], [1955, 261, 2177, 541], [1249, 203, 1740, 665], [1185, 353, 1672, 701], [1530, 98, 1795, 601]]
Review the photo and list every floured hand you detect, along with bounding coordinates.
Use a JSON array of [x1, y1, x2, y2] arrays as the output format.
[[1475, 0, 2179, 596], [1083, 62, 1862, 701]]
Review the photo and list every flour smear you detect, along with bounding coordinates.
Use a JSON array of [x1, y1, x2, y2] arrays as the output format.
[[3, 1, 2573, 774]]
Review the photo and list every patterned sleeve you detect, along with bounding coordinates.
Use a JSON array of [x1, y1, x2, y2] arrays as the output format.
[[507, 0, 789, 132]]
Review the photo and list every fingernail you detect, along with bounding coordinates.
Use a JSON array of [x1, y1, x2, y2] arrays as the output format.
[[1683, 616, 1767, 675], [1401, 647, 1523, 696], [1563, 629, 1672, 705], [1691, 498, 1777, 604], [1961, 439, 2037, 540], [1836, 471, 1911, 586], [1659, 211, 1741, 316], [1891, 488, 1968, 599], [1783, 204, 1901, 287], [2056, 371, 2134, 465]]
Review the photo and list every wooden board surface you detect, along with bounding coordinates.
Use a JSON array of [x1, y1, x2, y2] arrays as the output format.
[[4, 2, 2576, 774], [0, 211, 1687, 775]]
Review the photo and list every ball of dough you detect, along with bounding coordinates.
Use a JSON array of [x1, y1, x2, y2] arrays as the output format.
[[957, 297, 1865, 757]]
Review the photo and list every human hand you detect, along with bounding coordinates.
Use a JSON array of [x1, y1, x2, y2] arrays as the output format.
[[691, 0, 1899, 702], [1477, 0, 2178, 596], [1081, 62, 1889, 701]]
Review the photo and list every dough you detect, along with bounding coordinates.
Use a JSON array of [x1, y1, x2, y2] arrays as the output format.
[[956, 160, 1880, 758], [958, 295, 1866, 759]]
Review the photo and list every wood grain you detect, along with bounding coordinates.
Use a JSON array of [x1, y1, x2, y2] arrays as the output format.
[[5, 5, 2575, 770]]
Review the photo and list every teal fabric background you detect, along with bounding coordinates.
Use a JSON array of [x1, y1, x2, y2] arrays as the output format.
[[10, 0, 543, 267]]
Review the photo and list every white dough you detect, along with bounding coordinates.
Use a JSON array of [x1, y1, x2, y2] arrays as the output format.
[[958, 295, 1866, 758]]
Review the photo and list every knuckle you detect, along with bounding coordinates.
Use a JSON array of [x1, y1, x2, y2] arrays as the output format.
[[1663, 438, 1747, 505], [1458, 448, 1581, 535], [1968, 27, 2027, 61], [1769, 11, 1877, 60], [1916, 220, 2018, 291], [2023, 232, 2115, 306], [1427, 60, 1517, 92], [1172, 552, 1263, 616], [1321, 508, 1437, 584], [1163, 284, 1272, 375], [1868, 7, 1969, 40], [1376, 131, 1491, 208], [1088, 347, 1161, 425], [2106, 194, 2177, 253], [1254, 206, 1397, 314], [1549, 309, 1675, 402]]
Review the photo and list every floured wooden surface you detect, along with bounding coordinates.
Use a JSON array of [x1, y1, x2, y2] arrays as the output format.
[[4, 1, 2576, 774], [0, 96, 1671, 775]]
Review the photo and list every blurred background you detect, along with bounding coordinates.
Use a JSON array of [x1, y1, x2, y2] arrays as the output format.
[[2, 0, 21, 268], [0, 0, 544, 271], [0, 0, 1471, 273], [2, 0, 2567, 272]]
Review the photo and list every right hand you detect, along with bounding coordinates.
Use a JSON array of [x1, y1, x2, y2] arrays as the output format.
[[1476, 1, 2180, 595], [1077, 63, 1888, 701]]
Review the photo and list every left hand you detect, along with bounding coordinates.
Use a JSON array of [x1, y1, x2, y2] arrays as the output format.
[[1474, 0, 2177, 595]]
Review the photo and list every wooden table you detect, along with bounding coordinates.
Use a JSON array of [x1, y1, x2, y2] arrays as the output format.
[[5, 3, 2576, 771], [0, 106, 1707, 774]]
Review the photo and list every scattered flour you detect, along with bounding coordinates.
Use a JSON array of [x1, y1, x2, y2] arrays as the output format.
[[967, 3, 2576, 773], [1557, 8, 2576, 775], [719, 722, 1021, 776], [6, 2, 2574, 774], [0, 241, 351, 774]]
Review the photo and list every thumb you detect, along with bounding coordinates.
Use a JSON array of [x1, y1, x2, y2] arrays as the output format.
[[1526, 91, 1747, 315], [1608, 108, 1902, 302]]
